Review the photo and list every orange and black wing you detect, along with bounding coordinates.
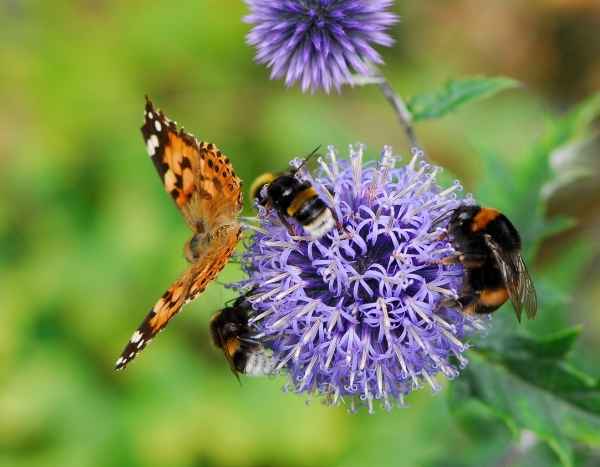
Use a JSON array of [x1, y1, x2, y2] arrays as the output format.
[[115, 269, 192, 370], [114, 99, 243, 370], [485, 234, 537, 322], [114, 226, 241, 370], [141, 97, 243, 232]]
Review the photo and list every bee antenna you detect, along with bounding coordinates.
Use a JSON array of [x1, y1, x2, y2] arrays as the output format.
[[292, 145, 322, 174], [431, 208, 457, 229]]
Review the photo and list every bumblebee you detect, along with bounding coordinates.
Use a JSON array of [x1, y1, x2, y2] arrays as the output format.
[[438, 205, 537, 321], [249, 155, 336, 239], [209, 295, 274, 379]]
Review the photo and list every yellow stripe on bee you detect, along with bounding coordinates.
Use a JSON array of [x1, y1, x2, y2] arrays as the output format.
[[250, 173, 276, 199], [224, 338, 240, 359], [479, 287, 509, 307], [287, 187, 317, 217]]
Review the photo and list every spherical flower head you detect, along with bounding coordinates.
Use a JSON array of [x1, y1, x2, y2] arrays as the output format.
[[237, 145, 484, 412], [244, 0, 398, 93]]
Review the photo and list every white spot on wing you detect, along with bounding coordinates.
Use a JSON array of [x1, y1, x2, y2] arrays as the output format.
[[130, 330, 143, 344], [146, 134, 159, 157], [155, 120, 162, 132], [148, 112, 154, 120]]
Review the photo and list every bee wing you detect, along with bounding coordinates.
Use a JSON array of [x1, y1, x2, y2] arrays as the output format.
[[484, 234, 538, 321], [115, 226, 241, 371]]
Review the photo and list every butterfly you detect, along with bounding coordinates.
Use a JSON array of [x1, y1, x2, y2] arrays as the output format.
[[114, 97, 243, 371]]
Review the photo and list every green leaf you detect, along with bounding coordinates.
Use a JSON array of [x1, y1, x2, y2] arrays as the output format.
[[475, 93, 600, 261], [451, 330, 600, 467], [408, 76, 520, 122], [511, 93, 600, 259], [482, 327, 581, 360]]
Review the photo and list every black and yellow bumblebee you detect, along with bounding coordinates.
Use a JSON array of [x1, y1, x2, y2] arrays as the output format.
[[438, 205, 537, 321], [209, 295, 274, 380], [249, 151, 336, 239]]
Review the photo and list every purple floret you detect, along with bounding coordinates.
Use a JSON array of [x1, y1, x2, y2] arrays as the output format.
[[244, 0, 398, 93], [236, 145, 484, 412]]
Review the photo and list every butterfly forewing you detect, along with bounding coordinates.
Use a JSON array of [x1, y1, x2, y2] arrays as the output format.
[[141, 98, 242, 232], [115, 98, 243, 371]]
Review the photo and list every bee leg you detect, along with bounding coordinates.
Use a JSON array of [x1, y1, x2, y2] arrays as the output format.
[[459, 295, 480, 315], [277, 211, 297, 236], [433, 253, 463, 265], [331, 210, 348, 236], [437, 294, 478, 313], [458, 254, 487, 268], [433, 253, 486, 268], [437, 297, 461, 310], [436, 230, 448, 241]]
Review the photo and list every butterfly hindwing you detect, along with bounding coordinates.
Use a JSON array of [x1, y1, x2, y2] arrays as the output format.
[[115, 272, 191, 370]]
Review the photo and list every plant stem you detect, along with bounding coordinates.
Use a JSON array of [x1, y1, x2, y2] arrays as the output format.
[[351, 72, 420, 151], [376, 78, 420, 150]]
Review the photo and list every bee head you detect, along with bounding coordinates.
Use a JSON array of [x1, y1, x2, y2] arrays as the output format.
[[448, 205, 481, 236], [250, 172, 276, 205], [210, 304, 251, 346]]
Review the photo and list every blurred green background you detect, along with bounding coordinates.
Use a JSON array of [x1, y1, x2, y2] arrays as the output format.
[[1, 1, 599, 466]]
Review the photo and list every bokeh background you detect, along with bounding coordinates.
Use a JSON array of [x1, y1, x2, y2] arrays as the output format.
[[1, 1, 599, 466]]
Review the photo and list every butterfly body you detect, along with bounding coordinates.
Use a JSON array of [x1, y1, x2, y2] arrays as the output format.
[[115, 98, 242, 371]]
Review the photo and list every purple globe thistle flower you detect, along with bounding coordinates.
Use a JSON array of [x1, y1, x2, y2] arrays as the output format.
[[244, 0, 398, 93], [236, 145, 485, 412]]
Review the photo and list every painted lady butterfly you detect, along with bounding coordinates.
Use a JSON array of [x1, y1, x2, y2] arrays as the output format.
[[115, 97, 243, 370]]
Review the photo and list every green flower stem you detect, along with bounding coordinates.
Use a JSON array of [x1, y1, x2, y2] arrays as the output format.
[[351, 72, 420, 151]]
